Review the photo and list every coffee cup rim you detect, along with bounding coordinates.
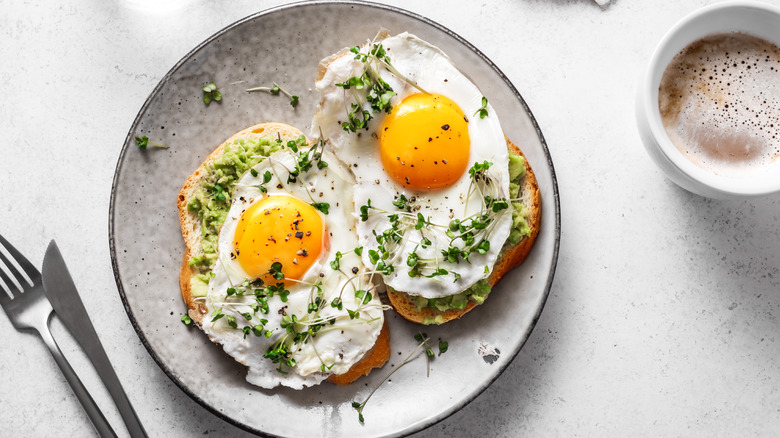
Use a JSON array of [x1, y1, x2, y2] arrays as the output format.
[[639, 0, 780, 198]]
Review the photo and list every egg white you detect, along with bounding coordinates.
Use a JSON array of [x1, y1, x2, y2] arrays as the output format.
[[201, 146, 385, 390], [312, 32, 512, 299]]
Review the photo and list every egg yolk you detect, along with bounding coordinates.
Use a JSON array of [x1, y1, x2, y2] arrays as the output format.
[[233, 195, 325, 284], [379, 93, 470, 190]]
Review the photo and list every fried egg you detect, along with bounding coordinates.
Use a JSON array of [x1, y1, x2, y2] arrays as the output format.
[[202, 142, 385, 389], [312, 32, 513, 299]]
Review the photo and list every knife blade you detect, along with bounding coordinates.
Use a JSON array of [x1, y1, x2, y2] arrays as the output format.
[[42, 240, 148, 438]]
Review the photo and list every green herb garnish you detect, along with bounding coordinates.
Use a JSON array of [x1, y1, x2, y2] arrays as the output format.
[[352, 333, 442, 423], [269, 262, 284, 281], [246, 82, 299, 107], [474, 96, 489, 119], [336, 32, 428, 132], [134, 135, 168, 150], [330, 251, 343, 270], [202, 81, 222, 105], [357, 159, 510, 280], [258, 170, 272, 193], [311, 202, 330, 214]]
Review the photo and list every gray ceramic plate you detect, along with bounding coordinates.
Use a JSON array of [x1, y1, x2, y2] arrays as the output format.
[[110, 1, 560, 437]]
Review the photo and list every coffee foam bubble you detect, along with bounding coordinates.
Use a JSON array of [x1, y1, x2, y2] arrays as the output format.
[[659, 32, 780, 177]]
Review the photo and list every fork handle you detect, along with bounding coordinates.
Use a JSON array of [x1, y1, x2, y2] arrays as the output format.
[[37, 325, 118, 438]]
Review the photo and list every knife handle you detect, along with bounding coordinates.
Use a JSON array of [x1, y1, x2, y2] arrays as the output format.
[[82, 335, 148, 438], [39, 319, 118, 438]]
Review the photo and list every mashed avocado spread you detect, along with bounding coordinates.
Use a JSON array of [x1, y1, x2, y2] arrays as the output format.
[[405, 153, 532, 323], [186, 136, 305, 296]]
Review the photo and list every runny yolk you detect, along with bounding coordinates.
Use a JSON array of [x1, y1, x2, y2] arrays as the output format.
[[233, 195, 325, 284], [379, 93, 470, 190]]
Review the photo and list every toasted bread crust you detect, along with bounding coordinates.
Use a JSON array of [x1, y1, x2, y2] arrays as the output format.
[[179, 250, 208, 325], [386, 138, 541, 324], [177, 122, 390, 385]]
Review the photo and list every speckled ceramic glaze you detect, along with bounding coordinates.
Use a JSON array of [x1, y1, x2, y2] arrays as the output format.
[[109, 1, 560, 436]]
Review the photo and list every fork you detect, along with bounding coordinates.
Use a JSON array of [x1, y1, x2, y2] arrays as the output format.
[[0, 235, 117, 438]]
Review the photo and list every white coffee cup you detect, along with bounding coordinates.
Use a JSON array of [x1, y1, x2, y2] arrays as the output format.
[[635, 1, 780, 199]]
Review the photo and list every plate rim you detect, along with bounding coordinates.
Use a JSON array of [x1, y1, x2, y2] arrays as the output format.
[[109, 1, 561, 436]]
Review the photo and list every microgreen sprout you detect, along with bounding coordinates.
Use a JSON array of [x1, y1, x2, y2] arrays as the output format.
[[268, 262, 284, 281], [359, 199, 373, 221], [355, 289, 373, 305], [468, 160, 492, 179], [180, 314, 192, 325], [438, 340, 448, 355], [336, 31, 428, 132], [330, 251, 343, 270], [415, 212, 428, 230], [356, 160, 510, 281], [257, 170, 272, 193], [352, 333, 445, 423], [286, 135, 329, 182], [246, 82, 300, 107], [135, 135, 168, 150], [202, 81, 222, 105], [392, 194, 411, 212], [202, 80, 246, 105], [210, 307, 224, 322], [263, 285, 381, 374], [474, 96, 489, 119], [414, 332, 436, 377], [311, 202, 330, 214], [276, 135, 331, 214]]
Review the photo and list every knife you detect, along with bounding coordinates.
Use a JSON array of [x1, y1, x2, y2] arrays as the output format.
[[42, 240, 148, 438]]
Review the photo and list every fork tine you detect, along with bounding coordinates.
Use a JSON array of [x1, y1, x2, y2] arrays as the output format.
[[0, 234, 38, 286], [0, 249, 25, 298], [0, 266, 14, 303]]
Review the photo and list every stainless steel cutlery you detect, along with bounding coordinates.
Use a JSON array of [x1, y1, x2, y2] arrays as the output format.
[[0, 235, 145, 437]]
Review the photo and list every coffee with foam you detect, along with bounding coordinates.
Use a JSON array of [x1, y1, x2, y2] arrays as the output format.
[[658, 32, 780, 177]]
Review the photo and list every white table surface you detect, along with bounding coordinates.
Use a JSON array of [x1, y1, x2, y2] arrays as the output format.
[[1, 0, 779, 436]]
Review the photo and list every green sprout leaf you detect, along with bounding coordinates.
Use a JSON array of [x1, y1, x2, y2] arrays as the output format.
[[355, 289, 372, 305], [415, 212, 427, 230], [392, 194, 411, 211], [330, 251, 343, 270], [474, 96, 489, 119], [269, 262, 284, 280], [210, 308, 224, 322], [202, 81, 222, 105], [311, 202, 330, 214], [135, 135, 168, 150], [359, 199, 372, 221]]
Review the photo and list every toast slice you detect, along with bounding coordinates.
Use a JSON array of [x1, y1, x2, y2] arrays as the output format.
[[386, 138, 541, 324], [178, 122, 304, 325], [177, 122, 390, 385]]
